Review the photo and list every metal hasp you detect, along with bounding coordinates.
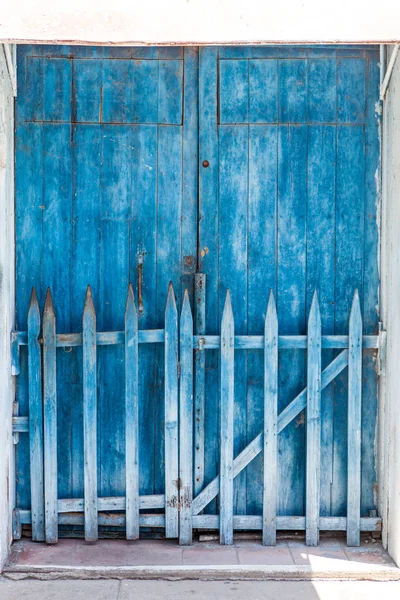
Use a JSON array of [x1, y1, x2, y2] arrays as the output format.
[[136, 248, 146, 315]]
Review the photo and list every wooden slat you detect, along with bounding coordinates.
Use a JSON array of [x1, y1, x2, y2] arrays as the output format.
[[194, 274, 206, 497], [12, 331, 380, 350], [306, 292, 322, 546], [57, 494, 165, 513], [192, 350, 349, 516], [43, 288, 58, 544], [125, 284, 139, 540], [164, 283, 179, 538], [82, 285, 98, 542], [17, 509, 381, 533], [220, 290, 234, 545], [179, 290, 194, 545], [347, 290, 363, 546], [27, 288, 45, 542], [263, 291, 278, 545]]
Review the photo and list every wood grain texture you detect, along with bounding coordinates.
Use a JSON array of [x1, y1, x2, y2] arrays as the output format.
[[27, 288, 45, 541], [306, 292, 322, 546], [43, 288, 58, 544], [125, 284, 139, 540], [263, 291, 278, 546], [219, 291, 234, 545], [82, 286, 98, 542], [164, 283, 179, 538], [347, 290, 363, 546], [179, 291, 194, 545]]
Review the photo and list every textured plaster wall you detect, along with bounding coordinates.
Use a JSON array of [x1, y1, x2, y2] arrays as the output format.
[[380, 45, 400, 567], [0, 45, 15, 569], [0, 1, 400, 45]]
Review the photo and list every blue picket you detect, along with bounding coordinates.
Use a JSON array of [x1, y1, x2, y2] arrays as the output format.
[[164, 283, 179, 538], [125, 284, 139, 540], [347, 290, 363, 546], [306, 291, 322, 546], [220, 290, 234, 545], [43, 288, 58, 544], [263, 291, 278, 546], [179, 291, 194, 545], [194, 273, 206, 497], [82, 285, 98, 542], [27, 288, 45, 542]]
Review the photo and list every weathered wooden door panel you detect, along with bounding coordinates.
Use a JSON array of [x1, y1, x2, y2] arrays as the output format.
[[198, 46, 380, 519], [15, 45, 198, 513], [14, 44, 380, 542]]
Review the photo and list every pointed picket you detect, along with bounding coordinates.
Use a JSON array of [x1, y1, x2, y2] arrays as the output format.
[[125, 284, 139, 540], [43, 288, 58, 544], [82, 285, 98, 542], [194, 273, 206, 497], [306, 291, 322, 546], [347, 290, 363, 547], [263, 290, 278, 546], [179, 290, 194, 545], [164, 282, 179, 538], [28, 288, 45, 542], [220, 290, 234, 545]]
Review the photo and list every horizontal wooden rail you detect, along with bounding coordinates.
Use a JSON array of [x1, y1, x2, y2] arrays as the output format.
[[15, 510, 380, 532], [17, 510, 165, 529], [191, 515, 381, 532], [58, 495, 165, 512], [11, 330, 379, 376]]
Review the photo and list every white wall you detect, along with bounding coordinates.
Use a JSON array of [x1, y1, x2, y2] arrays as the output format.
[[0, 0, 400, 44], [380, 45, 400, 566], [0, 44, 15, 569]]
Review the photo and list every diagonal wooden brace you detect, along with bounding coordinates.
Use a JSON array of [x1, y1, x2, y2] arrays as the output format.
[[192, 350, 348, 515]]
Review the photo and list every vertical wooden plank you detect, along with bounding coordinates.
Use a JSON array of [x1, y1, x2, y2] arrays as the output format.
[[247, 125, 278, 515], [125, 284, 139, 540], [43, 288, 58, 544], [279, 60, 308, 123], [347, 290, 362, 547], [194, 273, 206, 497], [27, 288, 45, 542], [263, 291, 278, 546], [179, 291, 194, 545], [98, 125, 130, 501], [306, 125, 336, 517], [361, 51, 380, 516], [333, 124, 365, 516], [306, 291, 322, 547], [220, 291, 234, 545], [277, 124, 308, 516], [219, 125, 248, 517], [249, 60, 278, 123], [219, 60, 249, 123], [164, 283, 179, 538], [130, 125, 157, 498], [82, 285, 98, 542], [199, 47, 219, 515], [158, 60, 183, 125]]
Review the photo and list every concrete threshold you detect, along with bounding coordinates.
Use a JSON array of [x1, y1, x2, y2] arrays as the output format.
[[3, 563, 400, 582]]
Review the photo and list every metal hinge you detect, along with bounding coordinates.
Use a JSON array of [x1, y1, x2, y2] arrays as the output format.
[[378, 322, 387, 377], [177, 362, 181, 379]]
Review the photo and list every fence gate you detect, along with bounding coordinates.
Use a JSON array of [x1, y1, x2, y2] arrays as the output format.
[[12, 44, 382, 547]]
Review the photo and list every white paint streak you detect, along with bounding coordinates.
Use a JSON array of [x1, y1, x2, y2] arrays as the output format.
[[0, 46, 15, 568], [379, 43, 400, 567]]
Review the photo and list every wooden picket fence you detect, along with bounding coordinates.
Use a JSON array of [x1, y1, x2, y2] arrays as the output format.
[[11, 282, 381, 547]]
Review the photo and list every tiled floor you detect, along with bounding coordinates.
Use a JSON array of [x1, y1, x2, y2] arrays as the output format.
[[6, 535, 396, 569]]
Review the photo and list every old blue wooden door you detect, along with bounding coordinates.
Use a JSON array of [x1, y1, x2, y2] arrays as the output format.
[[198, 46, 380, 521], [15, 45, 198, 519], [14, 44, 380, 539]]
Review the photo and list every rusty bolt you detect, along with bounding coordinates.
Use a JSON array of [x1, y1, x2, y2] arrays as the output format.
[[202, 160, 210, 168]]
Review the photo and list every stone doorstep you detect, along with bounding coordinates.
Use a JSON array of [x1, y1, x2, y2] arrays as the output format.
[[3, 563, 400, 582]]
